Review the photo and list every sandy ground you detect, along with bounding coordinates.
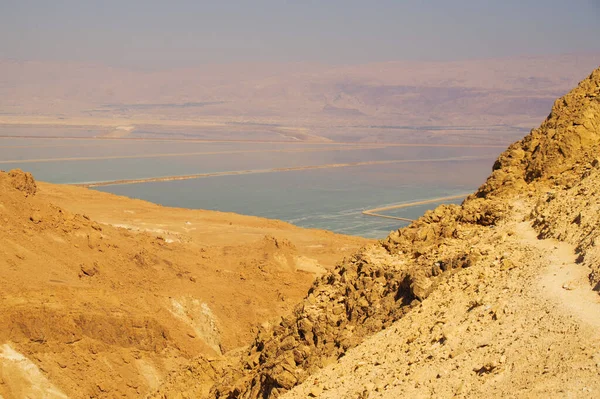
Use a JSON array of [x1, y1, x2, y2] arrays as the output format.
[[36, 182, 368, 266], [284, 201, 600, 398], [144, 68, 600, 398], [0, 171, 370, 398]]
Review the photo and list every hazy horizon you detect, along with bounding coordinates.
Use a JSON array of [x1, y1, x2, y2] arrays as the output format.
[[2, 1, 600, 144], [2, 1, 600, 68]]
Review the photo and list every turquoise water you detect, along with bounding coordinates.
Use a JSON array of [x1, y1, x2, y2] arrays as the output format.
[[0, 139, 500, 185], [0, 137, 500, 238], [94, 159, 493, 238]]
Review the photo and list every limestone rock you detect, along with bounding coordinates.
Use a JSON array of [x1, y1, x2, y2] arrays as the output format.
[[8, 169, 37, 196]]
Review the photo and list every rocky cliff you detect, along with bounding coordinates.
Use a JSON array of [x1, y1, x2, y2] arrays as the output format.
[[149, 67, 600, 398], [280, 68, 600, 397]]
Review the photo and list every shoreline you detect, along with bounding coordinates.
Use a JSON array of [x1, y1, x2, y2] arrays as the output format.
[[361, 193, 469, 222], [72, 157, 488, 188]]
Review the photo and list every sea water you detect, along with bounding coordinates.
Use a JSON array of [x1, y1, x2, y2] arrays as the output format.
[[0, 137, 501, 238], [93, 159, 494, 238]]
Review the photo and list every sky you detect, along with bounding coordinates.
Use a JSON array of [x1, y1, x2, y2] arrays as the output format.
[[1, 0, 599, 68]]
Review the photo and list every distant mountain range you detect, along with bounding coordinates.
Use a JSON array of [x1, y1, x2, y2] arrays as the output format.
[[1, 54, 599, 144]]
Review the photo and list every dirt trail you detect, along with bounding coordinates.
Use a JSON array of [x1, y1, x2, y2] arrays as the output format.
[[527, 225, 600, 331], [514, 195, 600, 331], [284, 206, 600, 399]]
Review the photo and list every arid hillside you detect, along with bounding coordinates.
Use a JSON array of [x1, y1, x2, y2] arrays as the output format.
[[1, 65, 599, 399], [0, 172, 369, 398], [147, 67, 600, 398], [282, 65, 600, 399]]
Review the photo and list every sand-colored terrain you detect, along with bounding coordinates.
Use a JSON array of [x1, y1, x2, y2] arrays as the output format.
[[282, 69, 600, 398], [2, 54, 600, 144], [0, 171, 369, 398], [1, 61, 600, 399], [141, 67, 600, 398], [37, 182, 368, 269], [283, 213, 600, 398]]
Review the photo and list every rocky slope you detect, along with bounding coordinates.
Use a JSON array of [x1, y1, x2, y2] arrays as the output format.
[[149, 67, 600, 398], [0, 172, 368, 398], [284, 213, 600, 398]]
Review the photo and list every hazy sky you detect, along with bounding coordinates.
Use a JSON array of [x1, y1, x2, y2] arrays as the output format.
[[1, 0, 599, 68]]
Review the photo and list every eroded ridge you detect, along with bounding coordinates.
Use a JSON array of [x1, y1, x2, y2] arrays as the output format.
[[150, 68, 600, 398]]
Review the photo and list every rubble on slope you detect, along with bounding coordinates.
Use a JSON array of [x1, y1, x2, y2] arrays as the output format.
[[149, 67, 600, 398], [0, 169, 368, 399]]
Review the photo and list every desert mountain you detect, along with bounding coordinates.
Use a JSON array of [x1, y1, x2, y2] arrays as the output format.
[[0, 172, 368, 398], [1, 66, 599, 399], [148, 67, 600, 398], [2, 54, 600, 144]]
